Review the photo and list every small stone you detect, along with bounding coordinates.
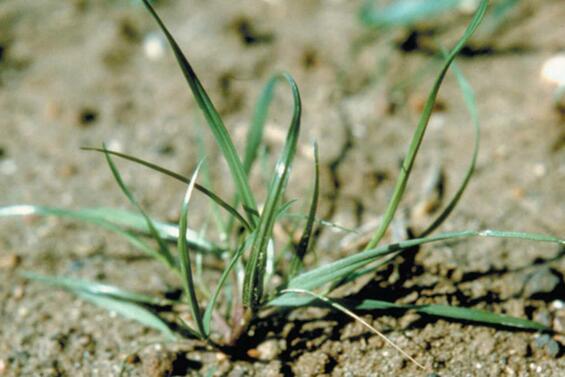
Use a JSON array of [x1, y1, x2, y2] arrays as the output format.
[[547, 338, 560, 358], [535, 334, 550, 348], [0, 254, 21, 270], [143, 32, 165, 61], [534, 334, 561, 357], [534, 310, 552, 327], [0, 359, 6, 374], [255, 339, 280, 361], [523, 268, 562, 299], [541, 54, 565, 86], [553, 315, 565, 332], [399, 312, 421, 329]]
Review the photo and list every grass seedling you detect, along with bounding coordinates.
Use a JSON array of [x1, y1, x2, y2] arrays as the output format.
[[2, 0, 564, 368]]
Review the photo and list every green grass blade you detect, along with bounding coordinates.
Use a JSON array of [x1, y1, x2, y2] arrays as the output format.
[[243, 74, 280, 174], [22, 272, 176, 339], [202, 241, 248, 335], [196, 130, 227, 239], [102, 146, 176, 269], [273, 294, 548, 331], [414, 304, 548, 331], [82, 147, 251, 231], [271, 229, 564, 301], [139, 0, 258, 227], [360, 0, 460, 27], [352, 299, 548, 331], [21, 272, 172, 306], [366, 0, 488, 249], [78, 207, 221, 255], [79, 292, 177, 340], [289, 143, 320, 277], [177, 162, 206, 338], [242, 73, 302, 311], [0, 205, 172, 265], [225, 73, 296, 236], [282, 213, 358, 234], [419, 59, 479, 237]]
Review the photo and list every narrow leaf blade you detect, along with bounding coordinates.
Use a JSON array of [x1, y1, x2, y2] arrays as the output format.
[[290, 142, 320, 277], [102, 146, 175, 269], [0, 205, 170, 264], [243, 73, 302, 310], [82, 147, 251, 231], [79, 292, 176, 340], [366, 0, 488, 249], [139, 0, 258, 226], [177, 162, 206, 337], [275, 229, 564, 298], [21, 272, 171, 306], [419, 57, 480, 237]]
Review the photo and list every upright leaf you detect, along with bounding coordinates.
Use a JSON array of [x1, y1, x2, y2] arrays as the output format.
[[224, 75, 283, 235], [366, 0, 488, 249], [289, 143, 320, 277], [419, 59, 479, 237], [242, 73, 302, 311], [177, 162, 206, 338], [140, 0, 258, 226]]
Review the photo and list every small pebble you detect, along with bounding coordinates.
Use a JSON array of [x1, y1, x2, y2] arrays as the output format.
[[534, 310, 552, 327], [547, 338, 561, 357], [535, 334, 550, 348], [534, 334, 561, 358], [143, 32, 165, 61], [255, 339, 280, 361], [532, 163, 547, 178], [523, 268, 562, 299], [553, 315, 565, 332], [541, 54, 565, 86]]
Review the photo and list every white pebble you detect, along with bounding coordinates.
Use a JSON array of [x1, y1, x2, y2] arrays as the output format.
[[143, 32, 166, 61], [541, 54, 565, 86]]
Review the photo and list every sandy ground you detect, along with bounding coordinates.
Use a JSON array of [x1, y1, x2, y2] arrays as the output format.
[[1, 0, 564, 376]]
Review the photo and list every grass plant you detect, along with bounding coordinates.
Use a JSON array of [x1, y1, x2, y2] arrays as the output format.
[[2, 0, 564, 368]]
